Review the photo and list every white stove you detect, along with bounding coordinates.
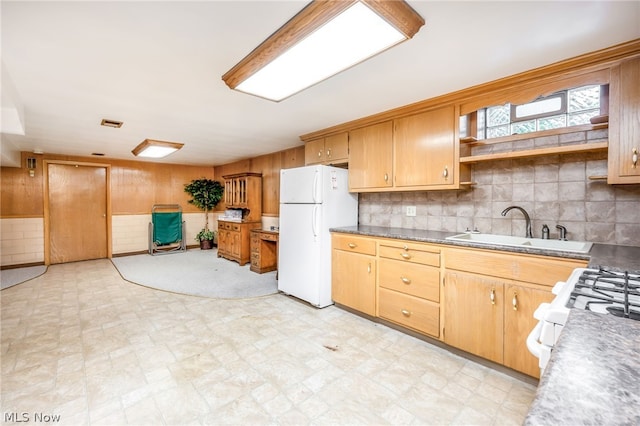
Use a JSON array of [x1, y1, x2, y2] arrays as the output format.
[[527, 267, 640, 373]]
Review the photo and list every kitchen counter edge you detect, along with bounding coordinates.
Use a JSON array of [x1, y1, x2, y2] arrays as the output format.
[[330, 225, 640, 272]]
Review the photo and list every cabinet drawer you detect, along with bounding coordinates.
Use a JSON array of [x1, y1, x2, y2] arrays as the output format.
[[443, 247, 587, 286], [219, 222, 234, 230], [332, 234, 376, 255], [378, 288, 439, 337], [232, 224, 241, 231], [260, 233, 278, 242], [379, 241, 440, 267], [378, 259, 440, 302]]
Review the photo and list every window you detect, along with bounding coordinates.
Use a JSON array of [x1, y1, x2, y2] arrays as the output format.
[[461, 84, 605, 140]]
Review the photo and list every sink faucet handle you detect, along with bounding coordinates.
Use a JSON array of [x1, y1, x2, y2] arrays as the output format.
[[556, 225, 567, 241]]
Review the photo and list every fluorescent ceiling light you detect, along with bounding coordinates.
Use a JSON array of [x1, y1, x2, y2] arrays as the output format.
[[222, 0, 424, 102], [132, 139, 184, 158]]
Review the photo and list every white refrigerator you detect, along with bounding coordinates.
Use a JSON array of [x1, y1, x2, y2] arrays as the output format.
[[278, 165, 358, 308]]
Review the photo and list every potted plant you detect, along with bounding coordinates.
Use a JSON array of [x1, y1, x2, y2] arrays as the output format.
[[184, 178, 224, 250]]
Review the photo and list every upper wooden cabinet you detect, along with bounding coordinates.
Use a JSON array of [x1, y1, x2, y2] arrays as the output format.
[[608, 56, 640, 184], [394, 106, 462, 189], [305, 132, 349, 166], [348, 107, 469, 192], [223, 172, 262, 222], [348, 121, 394, 191]]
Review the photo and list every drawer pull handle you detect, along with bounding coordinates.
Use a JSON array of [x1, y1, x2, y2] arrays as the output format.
[[327, 148, 331, 158], [443, 166, 449, 179], [401, 277, 411, 285], [512, 292, 518, 311], [401, 309, 411, 317], [348, 243, 357, 249], [318, 150, 322, 158], [633, 148, 638, 168], [367, 263, 371, 274], [490, 288, 496, 305], [402, 245, 409, 251], [384, 173, 389, 182], [401, 252, 411, 260]]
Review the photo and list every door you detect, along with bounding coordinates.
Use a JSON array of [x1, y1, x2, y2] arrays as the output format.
[[331, 249, 375, 315], [47, 163, 108, 264], [504, 282, 554, 378], [348, 121, 393, 190], [280, 165, 322, 204], [278, 203, 323, 306], [394, 106, 456, 187], [443, 270, 504, 364]]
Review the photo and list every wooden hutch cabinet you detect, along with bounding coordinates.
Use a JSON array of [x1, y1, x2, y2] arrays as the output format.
[[218, 173, 262, 265]]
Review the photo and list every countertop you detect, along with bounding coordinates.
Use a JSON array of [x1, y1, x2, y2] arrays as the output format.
[[524, 309, 640, 425], [330, 225, 640, 272]]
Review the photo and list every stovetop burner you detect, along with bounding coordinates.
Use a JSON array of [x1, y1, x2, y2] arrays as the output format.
[[567, 268, 640, 320]]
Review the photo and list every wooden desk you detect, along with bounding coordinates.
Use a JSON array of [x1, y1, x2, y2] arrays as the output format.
[[250, 229, 279, 274]]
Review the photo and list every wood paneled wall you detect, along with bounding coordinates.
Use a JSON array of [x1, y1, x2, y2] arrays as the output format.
[[214, 146, 305, 216], [1, 152, 214, 218]]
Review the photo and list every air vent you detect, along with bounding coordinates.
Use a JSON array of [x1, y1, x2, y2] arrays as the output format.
[[100, 119, 123, 128]]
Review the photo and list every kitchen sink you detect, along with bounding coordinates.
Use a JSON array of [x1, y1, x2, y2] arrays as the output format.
[[445, 233, 593, 254]]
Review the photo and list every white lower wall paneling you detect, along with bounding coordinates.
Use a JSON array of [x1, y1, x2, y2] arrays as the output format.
[[112, 213, 206, 254], [1, 217, 44, 266]]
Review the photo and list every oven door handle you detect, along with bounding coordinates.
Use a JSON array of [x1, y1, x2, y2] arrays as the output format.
[[526, 321, 544, 359]]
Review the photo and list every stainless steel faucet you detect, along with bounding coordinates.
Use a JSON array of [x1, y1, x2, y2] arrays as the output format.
[[501, 206, 533, 238], [556, 225, 568, 241]]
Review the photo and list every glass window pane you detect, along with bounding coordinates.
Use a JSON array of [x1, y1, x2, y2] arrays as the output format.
[[515, 96, 562, 119], [477, 109, 486, 140], [568, 85, 600, 112], [511, 120, 536, 134], [568, 109, 599, 126], [487, 125, 509, 138], [487, 104, 510, 126], [538, 114, 567, 130], [459, 116, 468, 137]]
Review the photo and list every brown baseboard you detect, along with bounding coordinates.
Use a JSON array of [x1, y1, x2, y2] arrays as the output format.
[[1, 261, 46, 270]]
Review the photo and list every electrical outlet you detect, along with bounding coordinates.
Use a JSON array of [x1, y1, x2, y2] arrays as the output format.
[[406, 206, 416, 217]]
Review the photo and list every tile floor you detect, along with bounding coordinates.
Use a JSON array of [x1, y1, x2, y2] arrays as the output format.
[[1, 259, 536, 425]]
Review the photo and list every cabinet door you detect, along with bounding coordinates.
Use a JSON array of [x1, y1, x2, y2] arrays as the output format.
[[224, 180, 233, 206], [504, 283, 554, 378], [443, 271, 504, 364], [609, 57, 640, 183], [394, 106, 456, 187], [324, 132, 348, 164], [348, 121, 393, 190], [305, 138, 325, 165], [218, 230, 229, 255], [332, 249, 376, 316], [230, 231, 241, 257]]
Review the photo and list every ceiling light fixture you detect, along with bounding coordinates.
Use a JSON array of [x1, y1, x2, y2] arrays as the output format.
[[222, 0, 424, 102], [132, 139, 184, 159]]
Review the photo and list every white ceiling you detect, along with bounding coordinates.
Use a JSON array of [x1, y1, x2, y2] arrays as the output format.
[[1, 1, 639, 167]]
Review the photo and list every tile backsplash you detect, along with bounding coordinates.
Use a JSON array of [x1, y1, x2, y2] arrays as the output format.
[[359, 139, 640, 246]]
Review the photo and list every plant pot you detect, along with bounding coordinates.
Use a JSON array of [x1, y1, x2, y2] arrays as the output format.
[[199, 239, 214, 250]]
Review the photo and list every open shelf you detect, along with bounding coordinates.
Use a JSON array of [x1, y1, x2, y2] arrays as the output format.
[[459, 141, 608, 164]]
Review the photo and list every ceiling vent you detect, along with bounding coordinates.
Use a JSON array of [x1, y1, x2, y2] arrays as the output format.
[[100, 119, 123, 128]]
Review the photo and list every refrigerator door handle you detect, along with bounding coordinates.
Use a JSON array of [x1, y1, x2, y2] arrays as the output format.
[[312, 170, 320, 203], [312, 204, 320, 239]]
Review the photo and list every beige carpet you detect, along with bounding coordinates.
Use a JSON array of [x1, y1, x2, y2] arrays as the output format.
[[111, 248, 278, 298]]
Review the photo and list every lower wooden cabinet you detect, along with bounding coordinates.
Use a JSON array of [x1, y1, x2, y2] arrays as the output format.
[[378, 287, 439, 337], [443, 270, 505, 364], [442, 247, 587, 378], [331, 234, 376, 316], [217, 220, 261, 266], [331, 231, 589, 379]]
